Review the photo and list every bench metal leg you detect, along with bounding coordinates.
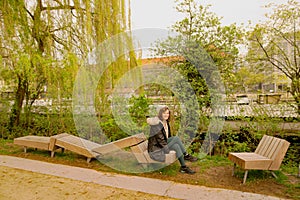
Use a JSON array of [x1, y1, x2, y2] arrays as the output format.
[[271, 171, 278, 179], [87, 157, 92, 163], [243, 170, 248, 184], [232, 163, 236, 176]]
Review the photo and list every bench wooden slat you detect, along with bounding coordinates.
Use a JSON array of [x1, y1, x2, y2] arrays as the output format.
[[254, 135, 268, 154], [264, 138, 280, 158], [130, 141, 149, 163], [269, 139, 290, 170], [92, 133, 147, 154], [256, 135, 273, 156]]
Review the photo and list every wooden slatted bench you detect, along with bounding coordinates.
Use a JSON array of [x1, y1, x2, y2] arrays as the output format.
[[14, 133, 67, 157], [55, 133, 147, 163], [228, 135, 290, 184], [130, 140, 177, 166], [14, 133, 148, 163]]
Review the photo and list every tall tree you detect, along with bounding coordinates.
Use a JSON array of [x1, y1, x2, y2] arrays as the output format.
[[157, 0, 243, 95], [0, 0, 136, 132], [151, 0, 244, 150], [247, 0, 300, 113], [154, 0, 244, 102]]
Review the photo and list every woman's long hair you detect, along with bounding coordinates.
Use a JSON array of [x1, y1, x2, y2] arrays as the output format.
[[157, 106, 171, 122]]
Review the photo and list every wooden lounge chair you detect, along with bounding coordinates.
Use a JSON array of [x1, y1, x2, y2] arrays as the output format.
[[13, 133, 67, 157], [130, 140, 177, 166], [54, 132, 146, 163], [53, 132, 148, 163], [14, 133, 148, 163], [228, 135, 290, 184]]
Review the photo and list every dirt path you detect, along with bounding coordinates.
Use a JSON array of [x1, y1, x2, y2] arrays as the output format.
[[0, 165, 175, 200]]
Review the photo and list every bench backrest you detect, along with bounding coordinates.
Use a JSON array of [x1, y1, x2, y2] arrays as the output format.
[[255, 135, 290, 170], [92, 133, 147, 154]]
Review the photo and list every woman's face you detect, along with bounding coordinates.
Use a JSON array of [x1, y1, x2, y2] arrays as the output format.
[[162, 109, 170, 121]]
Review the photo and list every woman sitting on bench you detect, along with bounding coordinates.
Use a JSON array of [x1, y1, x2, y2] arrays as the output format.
[[147, 106, 197, 174]]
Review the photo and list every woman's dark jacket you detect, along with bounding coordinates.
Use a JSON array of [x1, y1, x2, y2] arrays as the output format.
[[147, 117, 170, 162]]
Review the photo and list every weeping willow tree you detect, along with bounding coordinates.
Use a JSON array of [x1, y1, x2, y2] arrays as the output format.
[[92, 0, 138, 115], [0, 0, 137, 133]]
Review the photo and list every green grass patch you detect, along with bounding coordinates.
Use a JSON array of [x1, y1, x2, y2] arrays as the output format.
[[0, 139, 21, 154], [233, 169, 277, 183], [155, 163, 180, 176], [196, 155, 232, 171]]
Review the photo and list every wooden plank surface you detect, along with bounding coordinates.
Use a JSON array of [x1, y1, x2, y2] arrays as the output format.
[[14, 136, 50, 150], [265, 138, 280, 158], [165, 151, 176, 164], [257, 136, 273, 156], [92, 133, 146, 154], [254, 135, 268, 154], [49, 133, 69, 151], [130, 141, 149, 163], [268, 139, 290, 170], [228, 152, 272, 170], [55, 135, 101, 158]]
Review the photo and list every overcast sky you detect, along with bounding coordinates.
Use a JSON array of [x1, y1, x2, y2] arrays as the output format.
[[130, 0, 289, 29]]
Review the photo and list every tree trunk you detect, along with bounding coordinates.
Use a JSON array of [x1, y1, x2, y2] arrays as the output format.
[[290, 78, 300, 115], [9, 76, 27, 132]]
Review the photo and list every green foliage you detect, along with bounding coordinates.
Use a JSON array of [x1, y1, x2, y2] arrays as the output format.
[[172, 61, 210, 107], [99, 115, 127, 142], [211, 128, 259, 156], [129, 93, 152, 127], [156, 0, 244, 93], [0, 111, 77, 139], [0, 0, 136, 131]]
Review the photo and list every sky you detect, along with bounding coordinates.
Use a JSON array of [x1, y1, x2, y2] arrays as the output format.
[[130, 0, 290, 29]]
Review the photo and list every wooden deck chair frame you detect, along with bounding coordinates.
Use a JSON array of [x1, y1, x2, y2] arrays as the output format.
[[228, 135, 290, 184]]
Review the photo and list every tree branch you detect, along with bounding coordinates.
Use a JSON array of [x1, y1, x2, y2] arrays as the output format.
[[254, 34, 292, 79], [293, 20, 300, 74], [24, 6, 34, 20], [41, 5, 84, 12], [270, 40, 296, 73]]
